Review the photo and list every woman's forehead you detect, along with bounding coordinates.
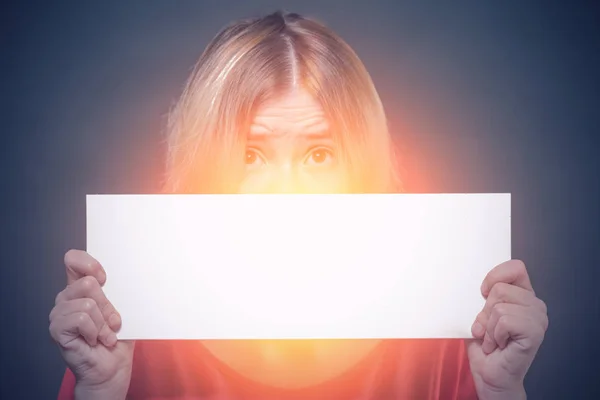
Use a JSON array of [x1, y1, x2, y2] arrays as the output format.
[[249, 89, 330, 138]]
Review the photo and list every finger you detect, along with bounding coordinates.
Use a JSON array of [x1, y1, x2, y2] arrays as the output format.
[[482, 303, 530, 353], [50, 299, 104, 329], [480, 282, 541, 323], [481, 259, 533, 297], [472, 282, 543, 340], [492, 313, 546, 355], [49, 299, 116, 347], [49, 312, 99, 348], [54, 276, 121, 332], [64, 249, 106, 286], [481, 330, 496, 355]]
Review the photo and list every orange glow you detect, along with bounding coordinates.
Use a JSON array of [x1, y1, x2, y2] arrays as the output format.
[[201, 339, 383, 388], [137, 83, 438, 389]]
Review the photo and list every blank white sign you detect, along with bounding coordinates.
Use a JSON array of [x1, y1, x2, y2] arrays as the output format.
[[86, 193, 511, 340]]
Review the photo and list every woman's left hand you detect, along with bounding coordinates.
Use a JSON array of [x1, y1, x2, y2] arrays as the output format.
[[467, 260, 548, 400]]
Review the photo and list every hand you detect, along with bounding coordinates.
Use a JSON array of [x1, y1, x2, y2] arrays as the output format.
[[49, 250, 135, 399], [467, 260, 548, 400]]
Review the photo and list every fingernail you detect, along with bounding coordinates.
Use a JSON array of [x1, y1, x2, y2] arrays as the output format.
[[482, 334, 495, 354], [106, 332, 117, 347], [472, 322, 484, 337], [481, 282, 488, 296], [108, 313, 121, 330]]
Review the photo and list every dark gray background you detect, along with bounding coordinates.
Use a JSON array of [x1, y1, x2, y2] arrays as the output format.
[[2, 0, 599, 398]]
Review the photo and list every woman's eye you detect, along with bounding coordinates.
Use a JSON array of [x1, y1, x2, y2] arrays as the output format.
[[304, 147, 335, 166], [245, 149, 266, 167]]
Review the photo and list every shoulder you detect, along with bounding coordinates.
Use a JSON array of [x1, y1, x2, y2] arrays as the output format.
[[381, 339, 477, 400], [128, 340, 226, 398]]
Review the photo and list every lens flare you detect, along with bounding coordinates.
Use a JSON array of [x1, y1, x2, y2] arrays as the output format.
[[201, 339, 383, 388]]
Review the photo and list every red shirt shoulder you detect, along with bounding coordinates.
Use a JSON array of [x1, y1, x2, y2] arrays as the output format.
[[57, 339, 477, 400], [382, 339, 478, 399]]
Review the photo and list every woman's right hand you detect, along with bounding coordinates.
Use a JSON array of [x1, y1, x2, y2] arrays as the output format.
[[49, 250, 135, 399]]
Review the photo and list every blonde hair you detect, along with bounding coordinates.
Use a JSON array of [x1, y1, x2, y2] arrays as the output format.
[[163, 11, 401, 194]]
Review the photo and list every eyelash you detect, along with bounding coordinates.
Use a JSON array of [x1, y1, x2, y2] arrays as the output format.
[[303, 147, 335, 165], [245, 148, 265, 166], [244, 147, 335, 166]]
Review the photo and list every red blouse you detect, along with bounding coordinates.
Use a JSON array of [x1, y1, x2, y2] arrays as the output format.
[[57, 339, 477, 399]]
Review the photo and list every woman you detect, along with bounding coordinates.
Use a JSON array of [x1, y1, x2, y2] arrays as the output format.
[[49, 11, 548, 399]]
